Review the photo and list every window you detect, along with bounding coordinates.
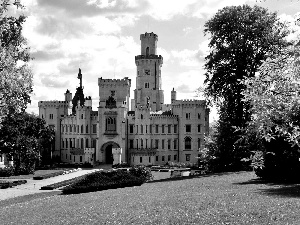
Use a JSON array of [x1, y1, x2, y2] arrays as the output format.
[[155, 139, 159, 149], [184, 137, 192, 150], [66, 154, 67, 159], [144, 82, 150, 88], [186, 113, 190, 120], [186, 125, 191, 132], [162, 139, 165, 149], [61, 125, 64, 133], [136, 125, 138, 134], [70, 155, 71, 160], [70, 125, 72, 132], [86, 139, 89, 148], [136, 139, 139, 148], [74, 156, 75, 162], [93, 124, 97, 133], [174, 155, 177, 161], [49, 114, 53, 119], [198, 113, 201, 119], [141, 139, 144, 148], [162, 125, 165, 133], [168, 139, 171, 150], [92, 139, 96, 148], [141, 125, 143, 134], [140, 157, 143, 163], [141, 114, 144, 119], [70, 139, 72, 148], [146, 47, 149, 56], [74, 125, 76, 133], [81, 125, 83, 134], [168, 155, 171, 161], [81, 114, 83, 119], [81, 138, 84, 149], [62, 139, 64, 148], [162, 156, 165, 162], [146, 125, 148, 134], [80, 156, 82, 162], [86, 125, 89, 134], [129, 124, 134, 133], [129, 139, 134, 148], [156, 156, 159, 161], [66, 125, 68, 133], [150, 125, 152, 134], [168, 125, 171, 133], [174, 139, 177, 149], [198, 124, 201, 133], [106, 117, 116, 131], [186, 154, 191, 161], [137, 70, 139, 75], [77, 125, 79, 133], [156, 125, 159, 133], [198, 138, 201, 149], [174, 125, 177, 133], [66, 139, 68, 149], [149, 157, 151, 163]]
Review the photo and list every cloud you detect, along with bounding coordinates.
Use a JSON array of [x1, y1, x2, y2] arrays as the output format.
[[176, 84, 192, 93], [171, 49, 201, 67], [40, 73, 70, 88]]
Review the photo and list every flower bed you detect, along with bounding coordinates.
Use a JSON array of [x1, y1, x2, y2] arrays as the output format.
[[33, 168, 82, 180], [62, 166, 152, 194], [0, 180, 27, 189]]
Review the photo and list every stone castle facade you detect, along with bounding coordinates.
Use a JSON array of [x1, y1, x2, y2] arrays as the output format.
[[38, 32, 210, 166]]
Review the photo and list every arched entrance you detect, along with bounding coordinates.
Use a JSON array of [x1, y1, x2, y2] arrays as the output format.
[[101, 142, 120, 164]]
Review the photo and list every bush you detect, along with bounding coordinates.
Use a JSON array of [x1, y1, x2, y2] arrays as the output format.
[[33, 170, 65, 180], [62, 167, 151, 194], [0, 166, 14, 177], [112, 162, 131, 168]]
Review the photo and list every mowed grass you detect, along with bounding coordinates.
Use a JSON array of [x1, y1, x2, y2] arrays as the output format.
[[1, 171, 300, 224]]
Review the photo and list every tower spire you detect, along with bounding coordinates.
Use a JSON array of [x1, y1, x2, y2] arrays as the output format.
[[77, 68, 82, 88]]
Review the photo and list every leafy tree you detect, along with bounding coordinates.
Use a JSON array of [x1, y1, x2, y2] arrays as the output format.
[[0, 0, 33, 126], [203, 4, 290, 171], [0, 112, 55, 174], [241, 41, 300, 180]]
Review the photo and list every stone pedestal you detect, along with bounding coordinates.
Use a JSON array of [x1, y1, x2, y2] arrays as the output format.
[[112, 148, 122, 165]]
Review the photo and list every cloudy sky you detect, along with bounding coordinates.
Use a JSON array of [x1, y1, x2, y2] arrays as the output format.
[[14, 0, 300, 121]]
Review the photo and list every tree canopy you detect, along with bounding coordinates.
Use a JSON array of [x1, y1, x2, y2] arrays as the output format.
[[0, 0, 33, 126]]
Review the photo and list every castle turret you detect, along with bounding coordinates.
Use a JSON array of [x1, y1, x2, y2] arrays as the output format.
[[171, 87, 176, 103], [134, 32, 164, 112]]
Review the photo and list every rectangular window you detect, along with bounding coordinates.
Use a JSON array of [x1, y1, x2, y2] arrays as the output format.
[[198, 124, 201, 133], [92, 139, 96, 148], [174, 139, 177, 149], [162, 125, 165, 133], [66, 154, 67, 159], [186, 125, 191, 132], [168, 155, 171, 161], [141, 125, 143, 134], [174, 155, 177, 161], [80, 156, 82, 162], [174, 125, 177, 133], [186, 154, 191, 161], [150, 125, 152, 134], [129, 139, 134, 148], [49, 114, 53, 119], [162, 156, 165, 162], [129, 124, 134, 134], [198, 138, 201, 149], [144, 82, 149, 88], [74, 156, 75, 162], [168, 125, 171, 133], [155, 139, 159, 149], [149, 157, 151, 163], [168, 139, 171, 150], [136, 125, 138, 134], [93, 124, 97, 133], [136, 139, 139, 148], [186, 113, 190, 120], [198, 113, 201, 119], [140, 157, 143, 163], [74, 125, 76, 133], [70, 155, 71, 160], [162, 139, 165, 149], [156, 156, 159, 161], [156, 125, 159, 133]]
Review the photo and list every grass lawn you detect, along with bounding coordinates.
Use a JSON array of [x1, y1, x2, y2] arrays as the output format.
[[1, 171, 300, 224]]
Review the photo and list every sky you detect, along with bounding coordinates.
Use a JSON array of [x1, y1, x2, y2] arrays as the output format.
[[11, 0, 300, 121]]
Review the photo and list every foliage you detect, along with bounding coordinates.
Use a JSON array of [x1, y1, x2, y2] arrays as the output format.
[[112, 162, 131, 168], [0, 166, 14, 177], [0, 112, 55, 175], [129, 165, 153, 182], [0, 0, 33, 125], [202, 5, 290, 171], [241, 41, 300, 180], [62, 169, 148, 194]]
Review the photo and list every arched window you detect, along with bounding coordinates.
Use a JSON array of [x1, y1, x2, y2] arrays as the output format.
[[81, 138, 84, 149], [106, 117, 116, 131], [86, 125, 89, 134], [70, 125, 72, 132], [86, 139, 89, 148], [81, 114, 83, 119], [81, 125, 83, 133], [184, 137, 192, 150], [146, 47, 149, 56], [141, 114, 143, 119]]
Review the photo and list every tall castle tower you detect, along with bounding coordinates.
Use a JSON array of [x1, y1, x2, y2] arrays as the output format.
[[134, 32, 164, 111]]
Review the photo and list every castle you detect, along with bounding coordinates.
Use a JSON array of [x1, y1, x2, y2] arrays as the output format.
[[38, 32, 210, 166]]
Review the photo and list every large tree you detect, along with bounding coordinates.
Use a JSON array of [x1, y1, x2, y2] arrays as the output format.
[[0, 112, 55, 174], [0, 0, 33, 126], [203, 5, 290, 171]]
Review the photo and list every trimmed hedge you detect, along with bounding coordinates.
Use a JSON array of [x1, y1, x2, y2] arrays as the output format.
[[62, 167, 152, 194], [0, 166, 14, 177], [33, 171, 65, 180], [0, 180, 27, 189]]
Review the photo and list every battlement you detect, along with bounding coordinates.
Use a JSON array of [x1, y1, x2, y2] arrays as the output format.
[[140, 32, 158, 39], [38, 100, 67, 108], [135, 55, 163, 61], [98, 77, 131, 86], [173, 99, 206, 105], [150, 111, 178, 119]]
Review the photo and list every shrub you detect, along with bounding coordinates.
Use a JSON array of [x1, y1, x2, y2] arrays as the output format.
[[0, 166, 14, 177], [129, 165, 153, 182], [112, 162, 131, 168]]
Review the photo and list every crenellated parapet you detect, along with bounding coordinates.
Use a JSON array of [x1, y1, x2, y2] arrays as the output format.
[[98, 77, 131, 87], [38, 100, 68, 108], [172, 99, 207, 108]]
